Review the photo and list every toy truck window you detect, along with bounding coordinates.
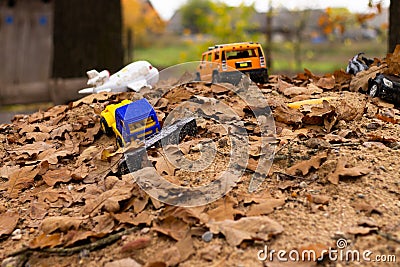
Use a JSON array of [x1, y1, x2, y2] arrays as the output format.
[[207, 53, 212, 61], [128, 116, 156, 134], [226, 49, 256, 59], [215, 51, 220, 60], [202, 54, 206, 62]]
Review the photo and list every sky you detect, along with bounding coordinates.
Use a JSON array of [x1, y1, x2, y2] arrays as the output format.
[[149, 0, 390, 20]]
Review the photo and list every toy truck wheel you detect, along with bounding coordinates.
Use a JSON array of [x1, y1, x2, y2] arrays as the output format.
[[369, 82, 379, 98], [212, 71, 220, 83], [100, 117, 113, 136], [116, 136, 124, 148], [194, 72, 201, 81]]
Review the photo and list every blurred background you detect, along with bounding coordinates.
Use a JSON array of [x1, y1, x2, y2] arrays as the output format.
[[0, 0, 397, 122]]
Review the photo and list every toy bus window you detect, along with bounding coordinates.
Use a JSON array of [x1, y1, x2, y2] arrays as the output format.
[[202, 55, 206, 62], [207, 53, 212, 61], [215, 51, 220, 60]]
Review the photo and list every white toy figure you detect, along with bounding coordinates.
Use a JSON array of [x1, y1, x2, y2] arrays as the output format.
[[79, 61, 159, 94]]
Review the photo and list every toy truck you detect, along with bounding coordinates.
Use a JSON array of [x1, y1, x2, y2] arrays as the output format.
[[100, 98, 161, 147], [196, 42, 268, 85], [100, 98, 198, 172]]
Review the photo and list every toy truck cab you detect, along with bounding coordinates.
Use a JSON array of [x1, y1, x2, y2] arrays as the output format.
[[196, 42, 268, 85], [100, 98, 161, 147]]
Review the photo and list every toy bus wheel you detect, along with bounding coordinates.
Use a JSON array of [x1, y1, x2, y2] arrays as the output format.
[[100, 117, 113, 136], [116, 136, 124, 148], [212, 71, 220, 83], [194, 72, 201, 81], [369, 83, 379, 98]]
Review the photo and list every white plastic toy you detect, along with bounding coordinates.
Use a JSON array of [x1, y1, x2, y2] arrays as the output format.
[[79, 61, 159, 94]]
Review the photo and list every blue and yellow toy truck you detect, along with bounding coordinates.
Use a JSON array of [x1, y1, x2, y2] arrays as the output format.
[[100, 98, 161, 147], [101, 98, 197, 172]]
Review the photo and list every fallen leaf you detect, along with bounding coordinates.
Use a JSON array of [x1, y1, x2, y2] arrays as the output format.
[[274, 104, 303, 126], [11, 142, 52, 156], [327, 158, 370, 185], [3, 165, 40, 198], [41, 216, 85, 234], [51, 124, 73, 139], [0, 211, 19, 236], [153, 216, 190, 241], [316, 76, 335, 89], [207, 196, 244, 222], [30, 202, 49, 220], [306, 194, 330, 205], [175, 235, 195, 262], [352, 202, 382, 215], [346, 226, 378, 235], [207, 216, 283, 246], [121, 237, 151, 252], [42, 168, 72, 186], [25, 132, 50, 142], [29, 233, 63, 249], [247, 198, 285, 216], [287, 152, 327, 176], [82, 188, 133, 216], [63, 230, 105, 247]]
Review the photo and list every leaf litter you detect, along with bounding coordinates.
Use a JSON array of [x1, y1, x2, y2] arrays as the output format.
[[1, 48, 400, 266]]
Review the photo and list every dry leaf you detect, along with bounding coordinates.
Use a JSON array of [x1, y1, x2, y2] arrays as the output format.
[[327, 158, 370, 185], [346, 226, 377, 235], [247, 198, 285, 216], [132, 211, 154, 226], [153, 216, 190, 241], [316, 76, 335, 89], [121, 237, 151, 252], [3, 165, 40, 198], [207, 196, 244, 222], [42, 168, 72, 186], [29, 233, 63, 249], [11, 142, 52, 156], [287, 152, 327, 176], [306, 194, 330, 205], [0, 211, 19, 236], [274, 104, 303, 126], [175, 235, 195, 262], [207, 216, 283, 246], [82, 188, 133, 216], [352, 202, 382, 215], [63, 230, 104, 247], [41, 216, 84, 234], [30, 202, 49, 220]]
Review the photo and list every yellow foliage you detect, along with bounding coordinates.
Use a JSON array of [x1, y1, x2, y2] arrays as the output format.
[[121, 0, 165, 43]]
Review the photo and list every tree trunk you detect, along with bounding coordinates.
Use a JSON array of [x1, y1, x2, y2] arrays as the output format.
[[52, 0, 123, 78], [389, 1, 400, 53], [265, 1, 273, 69]]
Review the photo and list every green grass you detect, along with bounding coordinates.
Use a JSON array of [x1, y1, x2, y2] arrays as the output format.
[[134, 38, 388, 75]]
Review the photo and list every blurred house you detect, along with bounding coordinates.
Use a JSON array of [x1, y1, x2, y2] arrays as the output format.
[[167, 7, 388, 43]]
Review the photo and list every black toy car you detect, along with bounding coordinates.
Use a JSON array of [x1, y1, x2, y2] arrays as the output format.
[[368, 73, 400, 104]]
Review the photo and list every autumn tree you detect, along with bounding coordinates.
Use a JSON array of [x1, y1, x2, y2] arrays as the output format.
[[53, 0, 123, 78], [180, 0, 215, 34], [122, 0, 165, 61], [180, 0, 257, 42]]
